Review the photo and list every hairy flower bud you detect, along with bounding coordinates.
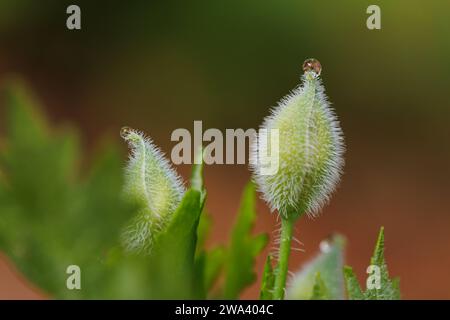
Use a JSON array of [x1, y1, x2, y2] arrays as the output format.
[[251, 59, 345, 219], [120, 127, 185, 252]]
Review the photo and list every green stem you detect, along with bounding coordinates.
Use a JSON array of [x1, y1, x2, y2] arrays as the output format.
[[273, 216, 295, 299]]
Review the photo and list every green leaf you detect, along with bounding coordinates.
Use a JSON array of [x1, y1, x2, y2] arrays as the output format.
[[148, 157, 206, 298], [365, 227, 400, 300], [343, 266, 364, 300], [194, 210, 225, 298], [190, 148, 205, 193], [310, 272, 329, 300], [222, 182, 268, 299], [193, 210, 215, 298], [149, 188, 203, 298], [344, 227, 400, 300], [286, 234, 346, 300], [203, 246, 226, 293], [259, 255, 275, 300], [195, 211, 212, 255], [189, 148, 208, 255]]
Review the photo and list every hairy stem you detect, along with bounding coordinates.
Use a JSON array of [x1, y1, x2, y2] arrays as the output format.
[[273, 215, 296, 299]]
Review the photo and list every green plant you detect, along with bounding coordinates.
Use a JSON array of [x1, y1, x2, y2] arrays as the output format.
[[0, 61, 400, 299], [344, 227, 400, 300], [251, 58, 344, 299]]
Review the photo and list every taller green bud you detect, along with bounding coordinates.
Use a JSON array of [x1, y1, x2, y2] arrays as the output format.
[[252, 59, 345, 219], [253, 59, 345, 299]]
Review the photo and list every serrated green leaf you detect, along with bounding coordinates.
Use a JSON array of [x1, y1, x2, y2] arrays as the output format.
[[286, 234, 345, 300], [371, 226, 385, 266], [343, 266, 364, 300], [344, 227, 400, 300], [260, 255, 275, 300], [364, 227, 400, 300], [222, 182, 268, 299]]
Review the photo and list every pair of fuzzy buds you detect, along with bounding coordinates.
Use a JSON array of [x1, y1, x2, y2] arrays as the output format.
[[120, 58, 344, 253]]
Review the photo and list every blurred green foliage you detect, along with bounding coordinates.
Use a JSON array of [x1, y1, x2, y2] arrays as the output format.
[[0, 81, 267, 299]]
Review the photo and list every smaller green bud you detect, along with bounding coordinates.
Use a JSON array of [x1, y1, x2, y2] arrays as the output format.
[[120, 127, 185, 253], [251, 59, 345, 219]]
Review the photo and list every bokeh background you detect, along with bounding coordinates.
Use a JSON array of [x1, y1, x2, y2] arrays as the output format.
[[0, 0, 449, 299]]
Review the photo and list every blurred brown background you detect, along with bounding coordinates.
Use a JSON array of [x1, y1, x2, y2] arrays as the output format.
[[0, 0, 449, 299]]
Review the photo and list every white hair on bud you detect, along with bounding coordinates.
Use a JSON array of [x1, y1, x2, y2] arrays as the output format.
[[120, 127, 185, 253], [250, 70, 345, 219]]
